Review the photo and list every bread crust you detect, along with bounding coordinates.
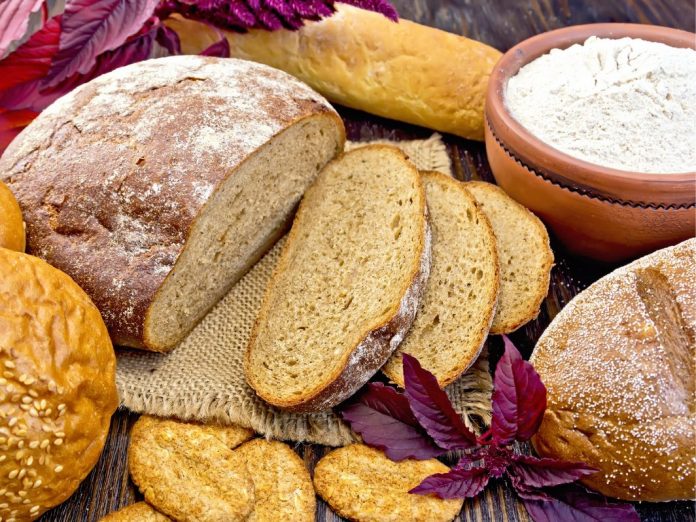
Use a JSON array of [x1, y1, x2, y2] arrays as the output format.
[[0, 248, 118, 520], [0, 56, 344, 351], [245, 145, 431, 412], [167, 5, 502, 141], [383, 171, 500, 387], [100, 502, 171, 521], [465, 181, 553, 334], [531, 238, 695, 502], [0, 180, 24, 251]]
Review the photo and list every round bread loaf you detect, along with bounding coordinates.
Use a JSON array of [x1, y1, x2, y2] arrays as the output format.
[[0, 247, 118, 519], [531, 238, 695, 502], [0, 181, 24, 251], [1, 55, 345, 351]]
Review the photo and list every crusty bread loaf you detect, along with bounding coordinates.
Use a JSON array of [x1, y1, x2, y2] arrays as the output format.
[[166, 5, 502, 141], [531, 238, 695, 502], [1, 56, 345, 351], [465, 182, 553, 333], [245, 145, 430, 412], [314, 444, 463, 522], [0, 247, 118, 520], [383, 171, 499, 387], [0, 180, 24, 251]]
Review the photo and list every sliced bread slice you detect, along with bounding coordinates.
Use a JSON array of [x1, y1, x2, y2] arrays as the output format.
[[245, 145, 431, 412], [382, 171, 499, 387], [465, 181, 553, 334]]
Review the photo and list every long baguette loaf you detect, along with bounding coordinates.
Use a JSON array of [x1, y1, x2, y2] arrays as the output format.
[[167, 5, 502, 140], [1, 56, 345, 351]]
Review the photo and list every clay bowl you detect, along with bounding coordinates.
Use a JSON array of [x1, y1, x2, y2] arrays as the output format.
[[485, 24, 695, 262]]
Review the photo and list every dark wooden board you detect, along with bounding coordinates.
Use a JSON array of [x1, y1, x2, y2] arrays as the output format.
[[40, 1, 696, 520]]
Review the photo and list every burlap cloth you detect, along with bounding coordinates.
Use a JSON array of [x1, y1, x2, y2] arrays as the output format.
[[116, 134, 493, 446]]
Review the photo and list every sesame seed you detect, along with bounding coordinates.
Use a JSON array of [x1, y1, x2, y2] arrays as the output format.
[[16, 492, 25, 498], [2, 373, 12, 380], [28, 409, 37, 418], [39, 441, 48, 449], [7, 418, 16, 428], [27, 391, 37, 399], [54, 465, 63, 473], [32, 480, 41, 489], [16, 442, 23, 450], [53, 439, 63, 446], [39, 400, 46, 411], [57, 404, 66, 411], [54, 432, 65, 438], [43, 409, 52, 417], [21, 499, 28, 505], [0, 502, 7, 508], [28, 442, 37, 449], [14, 451, 22, 461], [4, 362, 15, 369], [0, 457, 5, 463], [20, 398, 31, 405], [7, 471, 17, 479], [25, 457, 32, 466], [30, 506, 39, 513], [17, 470, 25, 480]]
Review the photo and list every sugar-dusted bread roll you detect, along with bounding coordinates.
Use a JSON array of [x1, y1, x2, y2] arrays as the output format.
[[531, 238, 695, 502], [167, 5, 502, 140], [0, 180, 24, 251], [1, 56, 345, 351], [0, 247, 118, 520]]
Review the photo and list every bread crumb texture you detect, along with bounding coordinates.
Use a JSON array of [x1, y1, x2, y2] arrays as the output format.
[[234, 439, 315, 522], [532, 238, 695, 501], [128, 416, 255, 521], [383, 172, 499, 387], [314, 444, 462, 522], [465, 181, 553, 334], [99, 502, 171, 521], [0, 248, 118, 521]]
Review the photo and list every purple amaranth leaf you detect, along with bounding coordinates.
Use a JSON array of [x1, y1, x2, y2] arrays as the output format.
[[155, 23, 181, 54], [490, 336, 547, 446], [521, 485, 639, 522], [510, 455, 597, 489], [0, 0, 47, 59], [340, 0, 398, 21], [44, 0, 160, 86], [199, 36, 230, 57], [402, 354, 477, 450], [339, 382, 445, 461], [410, 466, 489, 499]]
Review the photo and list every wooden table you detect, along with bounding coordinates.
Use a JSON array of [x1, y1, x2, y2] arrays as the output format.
[[42, 1, 696, 520]]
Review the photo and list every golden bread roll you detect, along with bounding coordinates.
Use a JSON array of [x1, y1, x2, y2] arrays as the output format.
[[0, 180, 25, 251], [531, 238, 695, 501], [0, 247, 118, 519], [167, 5, 502, 140]]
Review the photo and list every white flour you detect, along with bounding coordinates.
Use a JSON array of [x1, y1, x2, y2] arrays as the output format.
[[505, 36, 696, 174]]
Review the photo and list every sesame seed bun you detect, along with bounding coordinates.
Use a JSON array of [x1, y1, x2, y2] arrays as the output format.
[[0, 247, 118, 519], [0, 181, 24, 252]]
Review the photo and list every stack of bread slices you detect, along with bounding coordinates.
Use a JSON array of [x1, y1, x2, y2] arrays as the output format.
[[245, 144, 553, 412]]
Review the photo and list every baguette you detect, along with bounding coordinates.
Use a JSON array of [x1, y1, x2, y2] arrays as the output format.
[[245, 145, 431, 412], [167, 5, 502, 140], [383, 171, 499, 387]]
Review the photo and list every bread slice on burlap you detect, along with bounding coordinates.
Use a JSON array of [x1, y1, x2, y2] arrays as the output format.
[[383, 171, 499, 387], [245, 145, 431, 412], [314, 444, 463, 522], [465, 181, 553, 333]]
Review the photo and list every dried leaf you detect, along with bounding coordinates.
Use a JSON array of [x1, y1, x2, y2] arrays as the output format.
[[0, 0, 46, 59], [200, 36, 230, 57], [510, 455, 597, 489], [522, 485, 640, 522]]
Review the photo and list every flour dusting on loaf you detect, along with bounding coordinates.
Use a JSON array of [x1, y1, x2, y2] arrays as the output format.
[[1, 56, 345, 350]]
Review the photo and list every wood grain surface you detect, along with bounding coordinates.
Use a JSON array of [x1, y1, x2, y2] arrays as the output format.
[[40, 1, 696, 520]]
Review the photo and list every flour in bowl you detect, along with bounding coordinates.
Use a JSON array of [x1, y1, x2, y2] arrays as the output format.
[[505, 36, 696, 173]]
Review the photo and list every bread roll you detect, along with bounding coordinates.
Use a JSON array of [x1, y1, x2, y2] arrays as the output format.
[[531, 238, 695, 501], [167, 5, 502, 140], [0, 180, 24, 251], [1, 56, 345, 351], [0, 247, 118, 520]]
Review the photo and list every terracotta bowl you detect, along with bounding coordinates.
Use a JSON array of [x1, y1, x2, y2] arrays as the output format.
[[485, 24, 695, 262]]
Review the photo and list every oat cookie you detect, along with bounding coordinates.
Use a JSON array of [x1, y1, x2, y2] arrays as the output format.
[[128, 416, 255, 521], [100, 502, 171, 521], [234, 439, 315, 521], [314, 444, 462, 522]]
